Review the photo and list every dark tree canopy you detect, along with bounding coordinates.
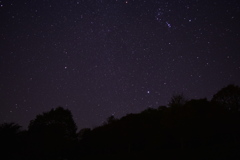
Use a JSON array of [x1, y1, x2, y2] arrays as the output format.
[[1, 85, 240, 159], [168, 94, 187, 108], [29, 106, 77, 140], [0, 123, 23, 159], [27, 107, 78, 159], [0, 122, 22, 135], [211, 84, 240, 111], [106, 115, 118, 124]]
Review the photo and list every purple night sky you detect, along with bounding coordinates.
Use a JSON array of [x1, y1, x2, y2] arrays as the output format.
[[1, 0, 240, 130]]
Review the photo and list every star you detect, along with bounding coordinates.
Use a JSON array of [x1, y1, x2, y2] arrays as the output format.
[[166, 22, 171, 28]]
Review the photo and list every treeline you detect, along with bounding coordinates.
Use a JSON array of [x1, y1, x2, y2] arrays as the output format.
[[1, 84, 240, 159]]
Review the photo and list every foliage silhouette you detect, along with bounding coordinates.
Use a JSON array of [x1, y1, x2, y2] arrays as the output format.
[[28, 107, 77, 159], [78, 94, 240, 158], [1, 85, 240, 159], [0, 122, 25, 160], [168, 93, 187, 107], [212, 84, 240, 112]]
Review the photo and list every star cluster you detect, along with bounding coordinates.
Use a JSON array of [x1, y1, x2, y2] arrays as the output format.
[[1, 0, 240, 129]]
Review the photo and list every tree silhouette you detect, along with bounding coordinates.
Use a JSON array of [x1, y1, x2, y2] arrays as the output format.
[[0, 122, 23, 159], [1, 85, 240, 159], [211, 84, 240, 111], [168, 94, 187, 107], [29, 107, 77, 138], [28, 107, 77, 159], [0, 122, 22, 135], [106, 115, 118, 124]]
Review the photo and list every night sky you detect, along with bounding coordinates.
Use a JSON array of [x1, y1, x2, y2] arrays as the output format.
[[1, 0, 240, 130]]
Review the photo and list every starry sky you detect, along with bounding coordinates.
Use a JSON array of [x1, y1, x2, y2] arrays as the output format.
[[1, 0, 240, 130]]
